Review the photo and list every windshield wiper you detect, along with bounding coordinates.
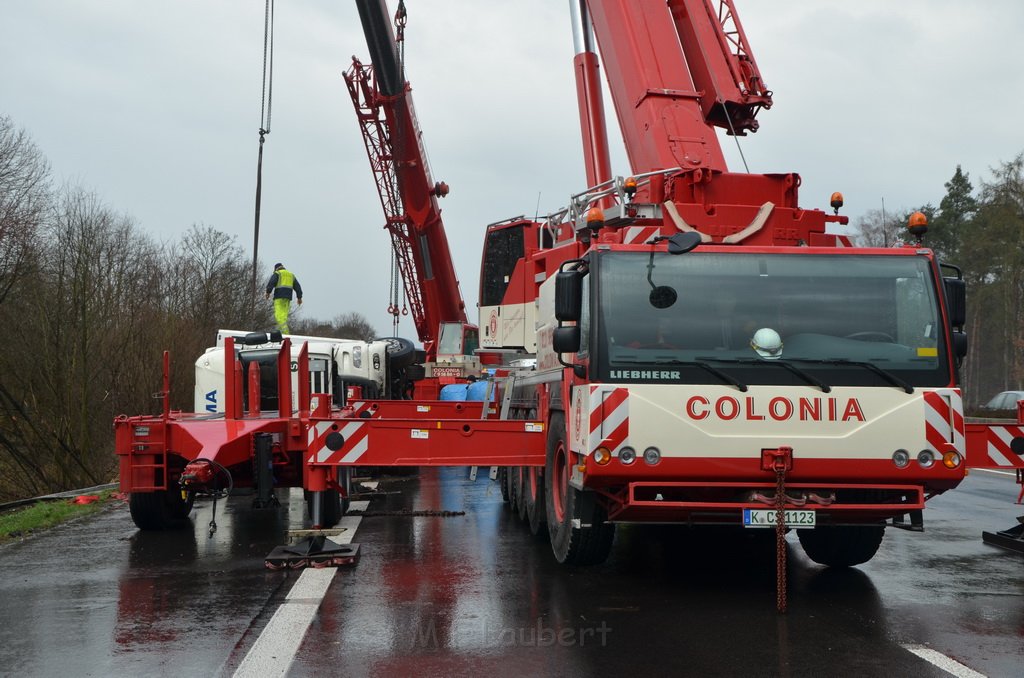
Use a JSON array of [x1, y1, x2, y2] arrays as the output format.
[[696, 357, 831, 393], [785, 358, 914, 393], [616, 357, 748, 392]]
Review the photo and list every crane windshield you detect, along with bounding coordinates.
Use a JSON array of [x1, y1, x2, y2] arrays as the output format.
[[590, 251, 950, 388]]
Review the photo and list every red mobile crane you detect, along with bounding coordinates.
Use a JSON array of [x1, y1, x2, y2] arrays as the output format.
[[115, 1, 1022, 574], [343, 0, 479, 380]]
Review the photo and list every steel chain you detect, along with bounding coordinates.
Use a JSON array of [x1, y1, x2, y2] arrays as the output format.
[[775, 467, 787, 613], [345, 509, 465, 518]]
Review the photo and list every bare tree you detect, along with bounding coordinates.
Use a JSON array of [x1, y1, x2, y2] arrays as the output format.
[[0, 186, 165, 494], [0, 115, 50, 305], [291, 311, 377, 341], [854, 209, 899, 247], [159, 225, 273, 409]]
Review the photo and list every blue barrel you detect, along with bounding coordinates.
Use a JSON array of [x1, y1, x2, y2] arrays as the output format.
[[439, 383, 469, 401], [467, 379, 495, 402]]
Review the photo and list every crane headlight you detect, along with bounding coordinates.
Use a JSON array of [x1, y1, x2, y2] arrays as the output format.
[[892, 449, 910, 468], [594, 447, 612, 465]]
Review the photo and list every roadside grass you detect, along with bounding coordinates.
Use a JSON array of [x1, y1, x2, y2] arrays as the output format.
[[0, 490, 119, 545]]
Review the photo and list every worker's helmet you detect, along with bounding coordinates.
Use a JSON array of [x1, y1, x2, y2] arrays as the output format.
[[274, 262, 284, 270], [750, 328, 783, 359]]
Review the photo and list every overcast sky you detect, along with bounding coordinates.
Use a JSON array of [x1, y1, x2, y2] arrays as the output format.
[[4, 1, 1022, 343]]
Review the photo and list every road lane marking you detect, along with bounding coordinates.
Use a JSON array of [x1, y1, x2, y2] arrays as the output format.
[[972, 468, 1017, 478], [233, 500, 368, 678], [901, 645, 986, 678]]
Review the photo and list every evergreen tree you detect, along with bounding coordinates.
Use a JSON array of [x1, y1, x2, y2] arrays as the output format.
[[929, 165, 977, 263]]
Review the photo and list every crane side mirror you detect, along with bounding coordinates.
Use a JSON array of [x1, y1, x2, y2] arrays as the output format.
[[553, 326, 581, 354], [555, 270, 585, 322], [943, 277, 966, 328], [951, 330, 968, 360]]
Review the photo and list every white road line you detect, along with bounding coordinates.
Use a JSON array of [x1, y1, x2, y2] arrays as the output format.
[[972, 467, 1018, 478], [233, 501, 369, 678], [902, 645, 987, 678]]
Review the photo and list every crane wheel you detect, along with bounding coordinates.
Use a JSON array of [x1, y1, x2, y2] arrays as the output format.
[[797, 524, 885, 567], [544, 412, 614, 565], [525, 467, 548, 537]]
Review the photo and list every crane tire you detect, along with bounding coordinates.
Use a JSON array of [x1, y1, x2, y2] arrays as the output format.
[[525, 466, 547, 537], [544, 412, 614, 565], [797, 524, 885, 567]]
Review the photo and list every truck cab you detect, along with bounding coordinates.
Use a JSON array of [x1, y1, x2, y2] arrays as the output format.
[[195, 330, 395, 413]]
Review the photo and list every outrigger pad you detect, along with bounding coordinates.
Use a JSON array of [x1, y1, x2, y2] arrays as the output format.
[[265, 535, 361, 569], [982, 521, 1024, 554]]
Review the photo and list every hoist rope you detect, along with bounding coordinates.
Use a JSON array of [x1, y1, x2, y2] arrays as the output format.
[[260, 0, 275, 135], [388, 0, 408, 336], [251, 0, 276, 303]]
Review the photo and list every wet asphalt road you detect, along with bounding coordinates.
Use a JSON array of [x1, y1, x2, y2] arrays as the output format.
[[0, 469, 1020, 677]]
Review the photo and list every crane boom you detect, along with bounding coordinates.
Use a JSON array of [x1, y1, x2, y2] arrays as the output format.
[[345, 0, 469, 359], [577, 0, 845, 247]]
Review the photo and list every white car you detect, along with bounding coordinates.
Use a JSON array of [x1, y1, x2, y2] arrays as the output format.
[[982, 390, 1024, 410]]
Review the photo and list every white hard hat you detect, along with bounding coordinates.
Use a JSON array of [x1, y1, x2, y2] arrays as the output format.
[[751, 328, 783, 359]]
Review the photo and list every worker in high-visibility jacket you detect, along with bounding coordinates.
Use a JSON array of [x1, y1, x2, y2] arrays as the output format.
[[264, 263, 303, 334]]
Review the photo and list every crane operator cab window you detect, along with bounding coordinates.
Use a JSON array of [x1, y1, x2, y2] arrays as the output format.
[[438, 322, 478, 359]]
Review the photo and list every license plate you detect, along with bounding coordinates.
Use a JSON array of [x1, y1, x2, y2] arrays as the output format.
[[743, 508, 816, 529]]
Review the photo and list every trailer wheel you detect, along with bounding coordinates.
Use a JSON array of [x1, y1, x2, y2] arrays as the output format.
[[508, 466, 525, 519], [129, 489, 195, 530], [525, 467, 547, 537], [797, 524, 885, 567], [498, 467, 510, 503], [544, 412, 614, 565], [516, 467, 529, 522], [305, 488, 344, 528]]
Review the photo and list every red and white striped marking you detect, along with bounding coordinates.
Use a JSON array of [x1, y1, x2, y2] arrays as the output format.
[[923, 389, 965, 455], [622, 226, 660, 244], [588, 386, 629, 456], [308, 420, 370, 464], [983, 424, 1024, 468], [347, 401, 374, 418]]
